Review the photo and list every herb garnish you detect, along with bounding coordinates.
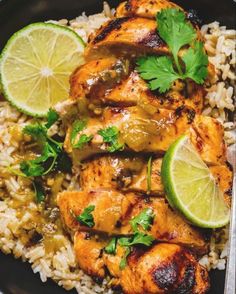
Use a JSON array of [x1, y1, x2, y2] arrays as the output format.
[[73, 134, 93, 149], [130, 208, 155, 232], [147, 156, 152, 193], [117, 208, 155, 269], [137, 8, 208, 93], [98, 126, 124, 152], [70, 120, 93, 149], [118, 232, 155, 269], [104, 237, 117, 255], [118, 232, 155, 247], [32, 180, 45, 203], [76, 205, 95, 228], [20, 109, 63, 177], [45, 108, 59, 129], [119, 247, 131, 270]]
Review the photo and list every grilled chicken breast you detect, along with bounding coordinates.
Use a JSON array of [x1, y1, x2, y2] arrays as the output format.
[[70, 57, 131, 102], [80, 155, 233, 199], [85, 17, 169, 60], [64, 106, 226, 164], [70, 61, 204, 113], [120, 243, 210, 294], [73, 232, 209, 293], [57, 190, 208, 252], [116, 0, 182, 19]]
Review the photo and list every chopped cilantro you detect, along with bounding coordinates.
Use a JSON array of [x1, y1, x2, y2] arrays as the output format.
[[104, 237, 117, 255], [32, 180, 45, 203], [45, 109, 59, 129], [130, 208, 155, 232], [118, 232, 155, 247], [98, 126, 124, 152], [118, 232, 155, 269], [137, 8, 208, 93], [70, 120, 87, 146], [119, 247, 131, 270], [73, 134, 93, 149], [76, 205, 95, 228], [20, 109, 63, 178], [23, 123, 47, 142]]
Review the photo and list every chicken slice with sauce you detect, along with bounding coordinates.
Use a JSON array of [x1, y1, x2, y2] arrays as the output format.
[[85, 17, 169, 60], [73, 232, 209, 294], [70, 61, 204, 113], [120, 243, 209, 294], [80, 155, 233, 200], [116, 0, 182, 19], [64, 106, 226, 165], [57, 190, 208, 252], [69, 57, 131, 102]]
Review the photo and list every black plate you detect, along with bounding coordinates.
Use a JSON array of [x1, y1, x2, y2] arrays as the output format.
[[0, 0, 235, 293]]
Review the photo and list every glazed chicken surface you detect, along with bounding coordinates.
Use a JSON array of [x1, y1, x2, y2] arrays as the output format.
[[56, 0, 233, 293]]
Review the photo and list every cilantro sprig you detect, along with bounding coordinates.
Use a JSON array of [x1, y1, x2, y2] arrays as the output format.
[[76, 205, 95, 228], [98, 126, 124, 152], [130, 208, 155, 232], [104, 237, 117, 255], [104, 207, 155, 269], [20, 109, 63, 177], [137, 8, 208, 93], [70, 120, 93, 149]]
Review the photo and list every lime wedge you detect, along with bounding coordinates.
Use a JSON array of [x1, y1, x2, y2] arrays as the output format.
[[161, 135, 230, 228], [0, 23, 85, 117]]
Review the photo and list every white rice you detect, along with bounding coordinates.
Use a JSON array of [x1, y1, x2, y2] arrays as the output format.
[[0, 3, 235, 293]]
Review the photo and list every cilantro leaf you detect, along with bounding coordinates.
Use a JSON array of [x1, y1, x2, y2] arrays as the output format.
[[23, 123, 47, 142], [157, 8, 196, 73], [73, 134, 93, 149], [32, 180, 45, 203], [76, 205, 95, 228], [119, 247, 131, 270], [130, 208, 155, 232], [137, 56, 180, 93], [70, 120, 87, 146], [118, 232, 155, 247], [104, 237, 117, 255], [182, 41, 208, 84], [98, 126, 124, 152], [20, 160, 44, 177], [20, 139, 62, 177], [45, 109, 59, 129]]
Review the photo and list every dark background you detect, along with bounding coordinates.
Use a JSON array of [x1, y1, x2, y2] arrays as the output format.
[[0, 0, 235, 293]]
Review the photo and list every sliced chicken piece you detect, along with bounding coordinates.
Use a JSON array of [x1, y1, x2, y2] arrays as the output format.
[[80, 155, 164, 195], [116, 0, 182, 19], [70, 65, 204, 113], [85, 17, 169, 60], [106, 71, 204, 113], [57, 190, 208, 252], [64, 106, 226, 165], [80, 155, 233, 198], [74, 231, 106, 280], [70, 57, 131, 101], [73, 233, 209, 294], [120, 243, 210, 294]]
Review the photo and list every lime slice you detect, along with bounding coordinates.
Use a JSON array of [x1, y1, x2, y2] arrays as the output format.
[[0, 22, 85, 117], [161, 135, 230, 228]]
